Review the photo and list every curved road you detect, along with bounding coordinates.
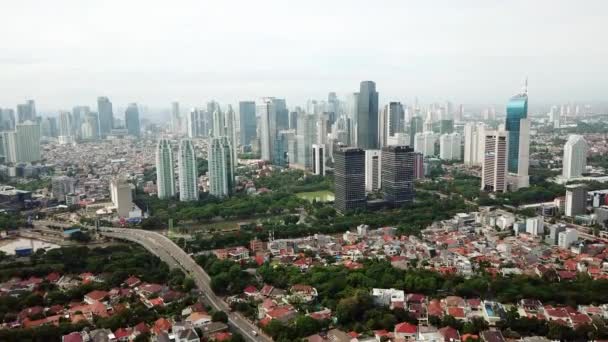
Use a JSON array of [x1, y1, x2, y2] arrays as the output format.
[[32, 221, 270, 342], [100, 227, 270, 342]]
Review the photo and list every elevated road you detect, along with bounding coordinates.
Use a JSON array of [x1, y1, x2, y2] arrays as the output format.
[[99, 227, 270, 342], [33, 221, 269, 342]]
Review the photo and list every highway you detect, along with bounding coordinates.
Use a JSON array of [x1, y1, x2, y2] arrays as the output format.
[[32, 221, 270, 342]]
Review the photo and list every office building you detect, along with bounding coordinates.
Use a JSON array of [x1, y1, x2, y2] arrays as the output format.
[[51, 176, 76, 202], [505, 88, 529, 175], [409, 116, 423, 147], [155, 138, 176, 199], [208, 136, 235, 198], [97, 96, 114, 136], [178, 139, 199, 201], [386, 102, 405, 138], [365, 150, 381, 192], [565, 184, 586, 217], [125, 103, 141, 137], [171, 102, 181, 134], [71, 106, 90, 137], [59, 111, 73, 137], [334, 147, 366, 213], [381, 145, 415, 207], [413, 152, 424, 179], [0, 108, 15, 131], [481, 130, 509, 192], [356, 81, 379, 149], [258, 98, 278, 162], [439, 133, 461, 161], [225, 105, 238, 168], [81, 113, 99, 140], [295, 112, 316, 170], [558, 229, 578, 249], [41, 117, 58, 138], [16, 100, 36, 123], [562, 135, 588, 180], [110, 177, 133, 218], [312, 144, 326, 176], [414, 131, 438, 157], [239, 101, 257, 147], [508, 117, 530, 189]]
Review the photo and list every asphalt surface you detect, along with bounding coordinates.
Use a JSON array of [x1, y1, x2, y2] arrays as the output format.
[[33, 221, 270, 342], [99, 227, 271, 342]]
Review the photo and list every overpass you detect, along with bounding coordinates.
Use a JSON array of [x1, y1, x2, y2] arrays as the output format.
[[33, 221, 270, 342], [99, 228, 270, 342]]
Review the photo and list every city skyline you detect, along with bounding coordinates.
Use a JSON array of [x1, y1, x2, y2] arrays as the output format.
[[2, 1, 608, 110]]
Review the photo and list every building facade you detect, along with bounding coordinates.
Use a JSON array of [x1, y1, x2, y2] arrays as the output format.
[[381, 145, 415, 207], [155, 138, 176, 199], [178, 139, 199, 201], [334, 148, 366, 213], [481, 130, 509, 193], [562, 135, 588, 180]]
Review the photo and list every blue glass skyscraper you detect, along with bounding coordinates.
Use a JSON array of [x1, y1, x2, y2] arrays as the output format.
[[505, 93, 528, 173]]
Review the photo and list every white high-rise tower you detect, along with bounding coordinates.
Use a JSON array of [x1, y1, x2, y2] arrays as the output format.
[[562, 135, 588, 180], [208, 136, 234, 198], [155, 138, 175, 199], [178, 139, 199, 201]]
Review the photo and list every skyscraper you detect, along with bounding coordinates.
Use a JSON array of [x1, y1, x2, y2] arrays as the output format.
[[178, 139, 198, 201], [439, 133, 461, 161], [464, 122, 485, 166], [110, 176, 133, 218], [97, 96, 114, 136], [239, 101, 257, 147], [258, 98, 275, 162], [312, 144, 326, 176], [11, 121, 41, 163], [356, 81, 379, 149], [386, 102, 405, 138], [225, 105, 238, 169], [381, 145, 415, 207], [505, 91, 528, 174], [565, 184, 587, 217], [364, 149, 381, 192], [188, 109, 204, 138], [125, 103, 141, 137], [481, 130, 509, 193], [562, 135, 588, 180], [208, 136, 235, 198], [156, 138, 176, 199], [409, 116, 423, 147], [81, 113, 100, 140], [171, 102, 181, 134], [17, 100, 36, 123], [414, 131, 438, 157], [59, 111, 73, 137], [334, 147, 366, 213]]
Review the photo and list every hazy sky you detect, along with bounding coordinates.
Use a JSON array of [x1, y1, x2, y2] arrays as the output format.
[[1, 0, 607, 112]]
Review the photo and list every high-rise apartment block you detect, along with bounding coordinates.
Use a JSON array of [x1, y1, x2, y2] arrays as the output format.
[[481, 130, 509, 192], [156, 138, 176, 199], [208, 136, 235, 198], [178, 139, 198, 201]]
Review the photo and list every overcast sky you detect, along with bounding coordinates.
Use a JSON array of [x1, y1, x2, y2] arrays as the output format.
[[1, 0, 607, 112]]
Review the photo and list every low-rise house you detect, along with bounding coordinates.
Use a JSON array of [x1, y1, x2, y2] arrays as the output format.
[[186, 311, 212, 328], [394, 322, 417, 341], [289, 284, 318, 302], [84, 290, 109, 304]]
